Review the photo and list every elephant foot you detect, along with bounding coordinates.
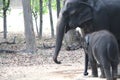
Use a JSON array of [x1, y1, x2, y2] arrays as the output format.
[[100, 74, 105, 78], [92, 74, 98, 77], [55, 61, 61, 64], [54, 60, 61, 64], [106, 77, 114, 80], [84, 72, 88, 76], [53, 57, 61, 64], [113, 75, 117, 80], [113, 78, 117, 80]]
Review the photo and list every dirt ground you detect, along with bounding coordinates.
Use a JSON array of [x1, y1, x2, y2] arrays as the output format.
[[0, 64, 106, 80], [0, 34, 119, 80]]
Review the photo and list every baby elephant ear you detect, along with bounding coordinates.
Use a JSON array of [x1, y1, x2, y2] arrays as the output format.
[[85, 35, 89, 44]]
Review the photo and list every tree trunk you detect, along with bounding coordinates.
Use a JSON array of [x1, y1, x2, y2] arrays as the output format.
[[3, 9, 7, 39], [56, 0, 61, 18], [32, 11, 39, 37], [39, 0, 43, 39], [34, 15, 39, 36], [3, 0, 10, 39], [22, 0, 37, 53], [48, 0, 54, 38]]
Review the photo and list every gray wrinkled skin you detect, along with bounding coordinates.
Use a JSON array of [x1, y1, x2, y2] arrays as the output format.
[[85, 30, 119, 80]]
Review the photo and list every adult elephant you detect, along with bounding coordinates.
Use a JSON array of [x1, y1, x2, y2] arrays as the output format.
[[53, 0, 120, 64]]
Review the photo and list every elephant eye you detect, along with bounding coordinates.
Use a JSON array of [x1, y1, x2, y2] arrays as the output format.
[[69, 8, 81, 16], [69, 9, 77, 15]]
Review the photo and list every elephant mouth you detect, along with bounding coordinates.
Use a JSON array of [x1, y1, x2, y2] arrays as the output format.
[[68, 17, 93, 31], [79, 20, 94, 34], [69, 20, 93, 34], [69, 24, 79, 29]]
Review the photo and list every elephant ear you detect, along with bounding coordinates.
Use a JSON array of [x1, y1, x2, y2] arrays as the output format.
[[61, 0, 93, 30], [67, 2, 93, 27], [77, 3, 93, 26]]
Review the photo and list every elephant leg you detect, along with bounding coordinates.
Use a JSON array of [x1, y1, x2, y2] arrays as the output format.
[[89, 58, 98, 77], [103, 64, 113, 80], [111, 63, 118, 80], [88, 47, 98, 77], [99, 65, 105, 78], [84, 53, 89, 76]]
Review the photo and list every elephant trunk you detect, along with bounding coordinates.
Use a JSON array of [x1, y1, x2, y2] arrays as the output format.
[[53, 16, 66, 64], [84, 53, 89, 76]]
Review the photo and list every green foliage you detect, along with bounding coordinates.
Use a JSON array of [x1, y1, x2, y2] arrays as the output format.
[[31, 0, 59, 14], [51, 0, 57, 10], [43, 0, 57, 13], [0, 10, 3, 17], [43, 0, 48, 13], [0, 0, 10, 17], [0, 0, 3, 17], [31, 0, 39, 15]]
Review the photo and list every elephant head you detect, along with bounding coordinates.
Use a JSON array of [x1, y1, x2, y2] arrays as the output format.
[[53, 0, 94, 64]]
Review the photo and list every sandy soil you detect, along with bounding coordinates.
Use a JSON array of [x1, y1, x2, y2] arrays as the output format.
[[0, 37, 115, 80], [0, 64, 107, 80], [0, 34, 108, 80]]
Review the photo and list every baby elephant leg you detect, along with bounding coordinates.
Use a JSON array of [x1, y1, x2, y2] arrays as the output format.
[[99, 65, 106, 78], [89, 59, 98, 77], [103, 64, 113, 80], [111, 63, 118, 80]]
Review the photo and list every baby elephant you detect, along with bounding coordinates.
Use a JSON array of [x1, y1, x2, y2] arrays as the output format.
[[85, 30, 119, 80]]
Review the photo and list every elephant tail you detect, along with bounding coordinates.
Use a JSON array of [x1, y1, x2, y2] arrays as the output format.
[[107, 42, 119, 63]]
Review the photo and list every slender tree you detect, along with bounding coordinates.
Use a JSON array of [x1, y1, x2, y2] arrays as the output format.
[[48, 0, 54, 37], [39, 0, 43, 39], [22, 0, 37, 53], [0, 1, 3, 17], [56, 0, 60, 18], [3, 0, 10, 39], [31, 0, 39, 36]]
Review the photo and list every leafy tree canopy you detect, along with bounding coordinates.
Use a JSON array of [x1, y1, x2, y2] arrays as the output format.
[[0, 0, 3, 17], [0, 0, 10, 17], [31, 0, 61, 14]]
